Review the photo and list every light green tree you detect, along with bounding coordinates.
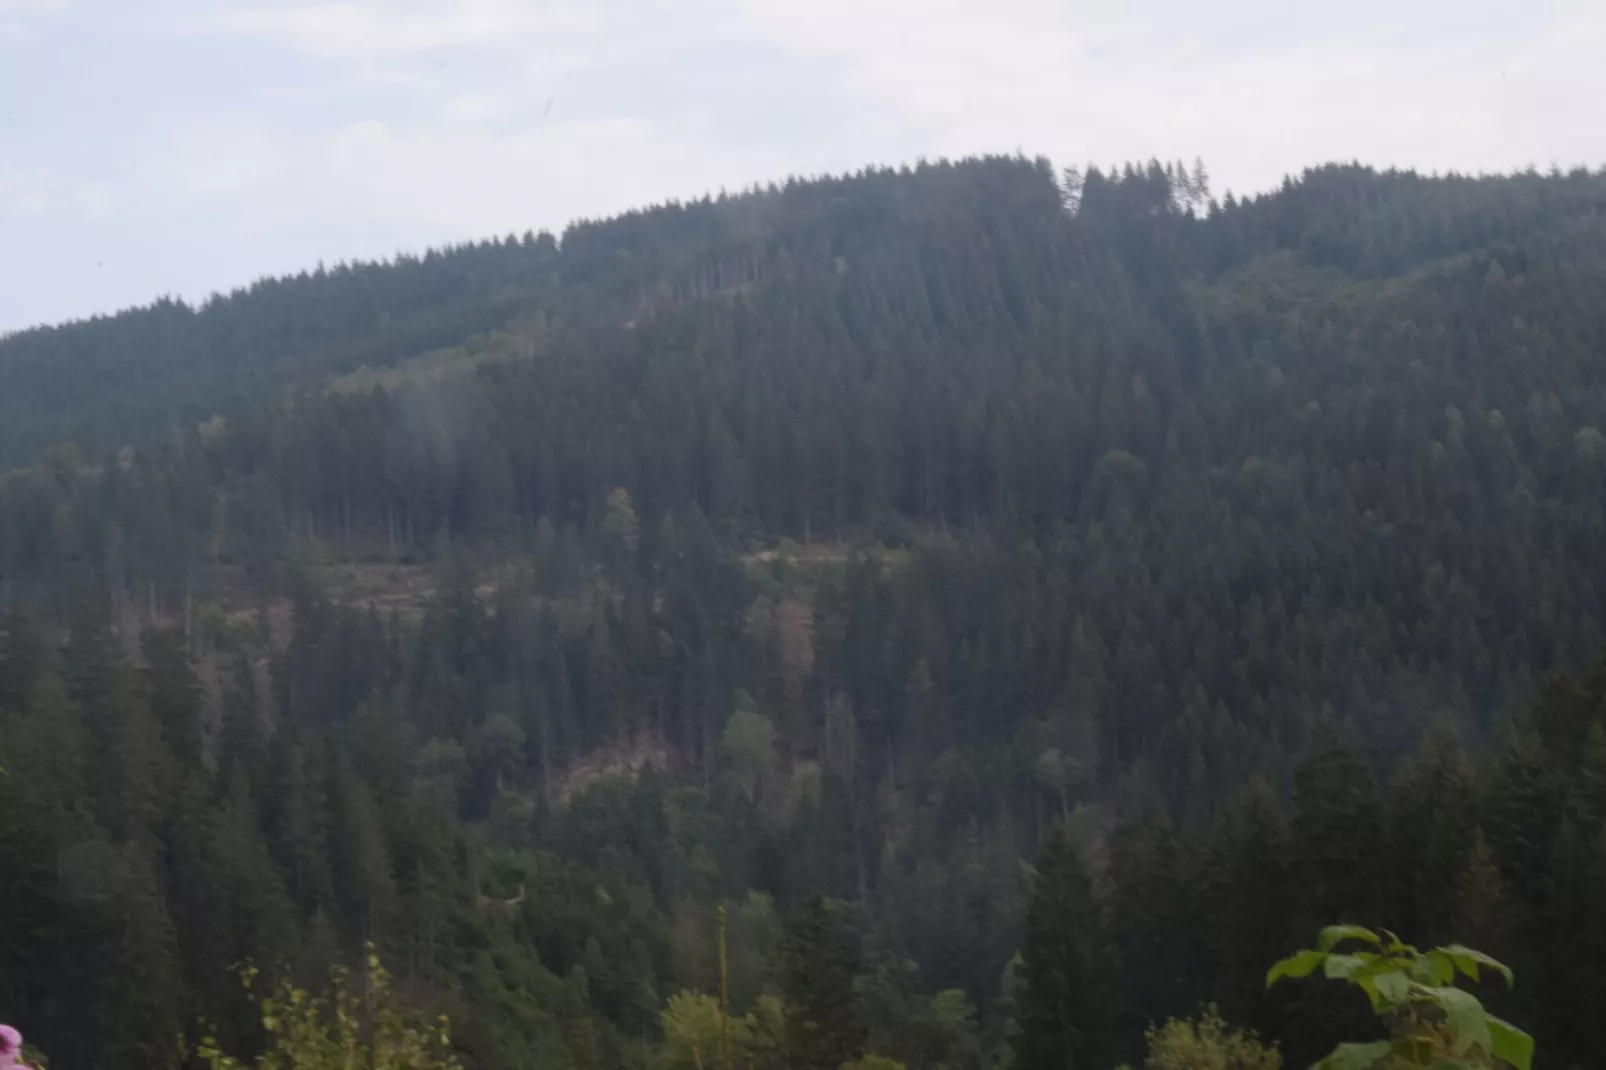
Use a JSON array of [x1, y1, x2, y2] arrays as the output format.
[[1117, 1006, 1280, 1070], [1034, 748, 1082, 821], [196, 950, 460, 1070], [600, 487, 641, 573], [657, 991, 752, 1070], [721, 709, 774, 801], [839, 1056, 905, 1070]]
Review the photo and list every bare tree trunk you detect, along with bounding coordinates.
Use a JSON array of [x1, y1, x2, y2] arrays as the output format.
[[538, 707, 552, 804], [702, 700, 714, 792]]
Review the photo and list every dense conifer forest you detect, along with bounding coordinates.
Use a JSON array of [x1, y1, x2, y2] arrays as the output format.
[[4, 155, 1606, 1068]]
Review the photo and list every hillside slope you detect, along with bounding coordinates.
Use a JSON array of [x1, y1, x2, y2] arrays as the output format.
[[5, 156, 1606, 1069]]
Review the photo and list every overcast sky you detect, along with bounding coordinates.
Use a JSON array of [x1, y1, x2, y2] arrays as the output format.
[[1, 0, 1603, 332]]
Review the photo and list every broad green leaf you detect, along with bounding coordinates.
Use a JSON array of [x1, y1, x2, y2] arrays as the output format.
[[1370, 969, 1409, 1005], [1488, 1015, 1534, 1070], [1324, 954, 1370, 980], [1425, 986, 1491, 1056], [1346, 958, 1408, 1010], [1439, 944, 1515, 988], [1347, 954, 1402, 980], [1420, 949, 1456, 985], [1267, 948, 1327, 987], [1319, 925, 1383, 951], [1313, 1040, 1392, 1070]]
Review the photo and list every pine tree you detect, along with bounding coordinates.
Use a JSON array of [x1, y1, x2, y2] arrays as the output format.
[[1291, 741, 1385, 929], [1205, 777, 1293, 1032], [1014, 830, 1111, 1070], [781, 894, 866, 1070], [110, 844, 186, 1070], [1387, 723, 1478, 944], [143, 627, 203, 770], [1106, 814, 1208, 1050], [1451, 833, 1513, 959]]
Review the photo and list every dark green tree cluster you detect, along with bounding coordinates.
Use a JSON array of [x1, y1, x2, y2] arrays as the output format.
[[1007, 656, 1606, 1068], [2, 154, 1606, 1067], [4, 557, 1603, 1067], [0, 236, 564, 468]]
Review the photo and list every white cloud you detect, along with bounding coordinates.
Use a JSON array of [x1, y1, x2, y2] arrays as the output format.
[[1, 166, 53, 218], [0, 0, 61, 41], [202, 0, 1592, 198], [149, 0, 890, 243], [211, 0, 573, 62], [144, 110, 815, 242], [732, 0, 1606, 194], [144, 121, 294, 199], [205, 0, 735, 85], [0, 167, 114, 223], [71, 180, 113, 220], [136, 0, 1606, 265]]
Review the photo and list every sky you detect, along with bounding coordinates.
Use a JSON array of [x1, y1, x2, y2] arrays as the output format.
[[1, 0, 1603, 332]]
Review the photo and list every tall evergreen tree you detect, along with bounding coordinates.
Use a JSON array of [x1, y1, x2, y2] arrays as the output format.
[[1013, 830, 1111, 1070], [781, 894, 866, 1070]]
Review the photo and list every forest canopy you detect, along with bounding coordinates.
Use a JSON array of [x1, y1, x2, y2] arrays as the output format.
[[3, 155, 1606, 1068]]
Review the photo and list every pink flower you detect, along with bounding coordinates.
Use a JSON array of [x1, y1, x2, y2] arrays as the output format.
[[0, 1024, 21, 1069]]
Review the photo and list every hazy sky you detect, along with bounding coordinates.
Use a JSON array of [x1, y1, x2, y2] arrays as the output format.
[[2, 0, 1603, 331]]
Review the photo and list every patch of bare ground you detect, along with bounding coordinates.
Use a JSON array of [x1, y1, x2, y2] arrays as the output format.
[[311, 564, 439, 617], [556, 733, 671, 804], [740, 540, 852, 566]]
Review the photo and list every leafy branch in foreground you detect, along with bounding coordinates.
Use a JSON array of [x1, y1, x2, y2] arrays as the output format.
[[1267, 926, 1532, 1070]]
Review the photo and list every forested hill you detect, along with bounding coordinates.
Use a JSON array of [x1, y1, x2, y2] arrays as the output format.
[[6, 156, 1606, 1069], [11, 155, 1606, 470]]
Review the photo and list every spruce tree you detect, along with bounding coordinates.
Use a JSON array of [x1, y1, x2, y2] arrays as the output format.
[[781, 894, 866, 1070], [1014, 830, 1110, 1070]]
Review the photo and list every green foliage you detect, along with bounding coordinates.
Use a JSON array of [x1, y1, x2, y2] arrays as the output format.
[[654, 990, 790, 1070], [197, 951, 460, 1070], [1123, 1006, 1281, 1070], [781, 895, 866, 1070], [720, 710, 775, 800], [1267, 927, 1532, 1069], [657, 991, 751, 1070], [7, 158, 1606, 1070], [1014, 830, 1111, 1070], [601, 487, 642, 564], [839, 1056, 905, 1070]]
